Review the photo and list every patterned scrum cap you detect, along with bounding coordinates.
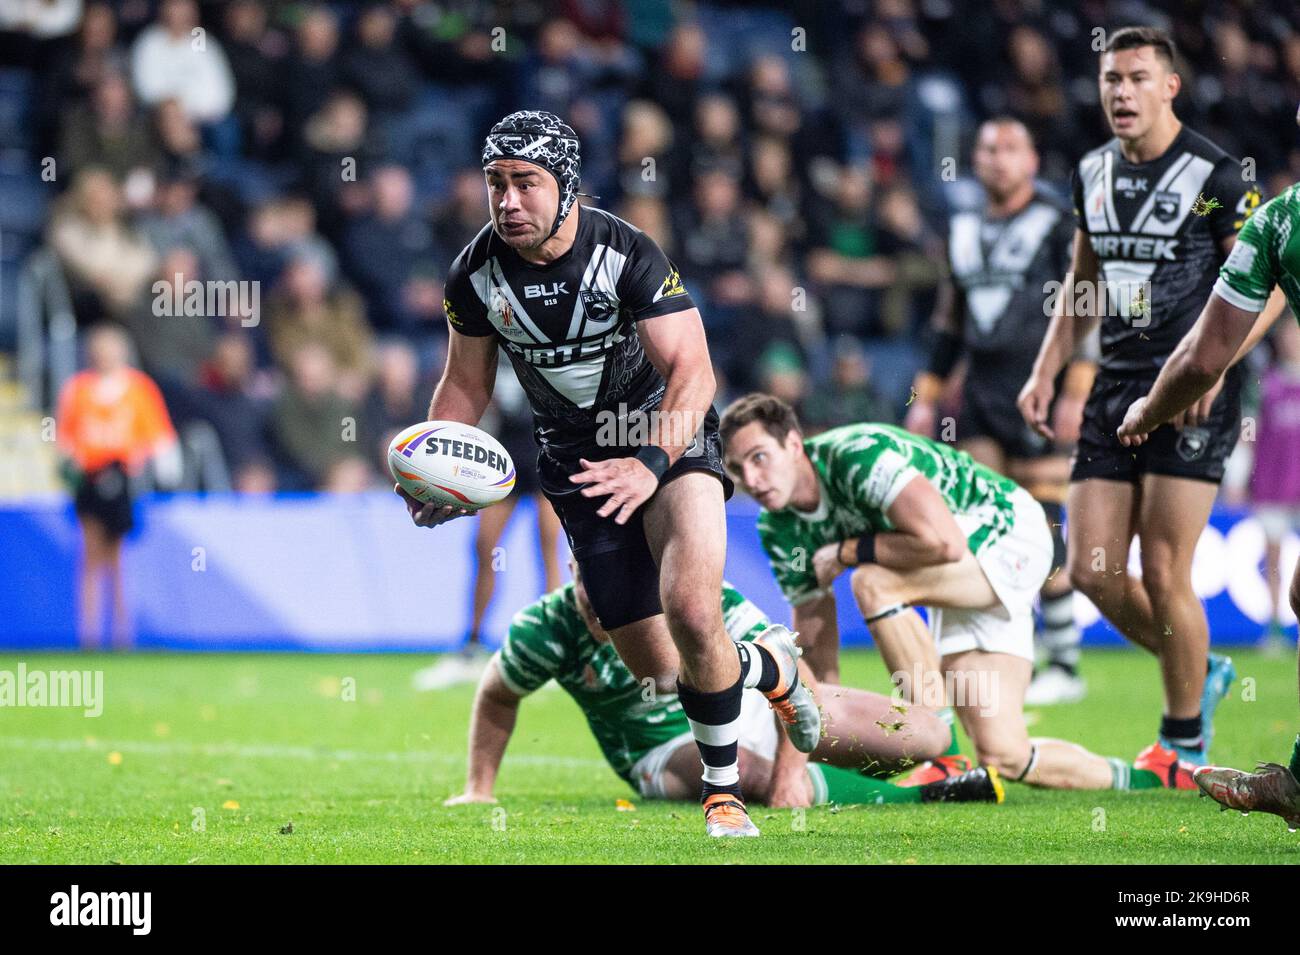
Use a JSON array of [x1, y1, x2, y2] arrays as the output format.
[[481, 110, 582, 239]]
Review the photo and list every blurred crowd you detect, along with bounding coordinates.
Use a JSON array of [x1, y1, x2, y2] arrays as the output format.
[[2, 0, 1299, 493]]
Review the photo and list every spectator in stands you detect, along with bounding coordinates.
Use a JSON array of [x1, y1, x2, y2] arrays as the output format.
[[872, 182, 942, 336], [745, 133, 803, 241], [363, 338, 426, 464], [283, 4, 342, 150], [617, 99, 675, 201], [267, 254, 373, 403], [515, 17, 603, 119], [668, 93, 745, 201], [728, 264, 815, 393], [341, 5, 421, 122], [270, 341, 371, 492], [1001, 25, 1078, 182], [343, 165, 441, 334], [123, 246, 216, 390], [742, 54, 803, 142], [756, 340, 809, 419], [1203, 19, 1288, 176], [1250, 319, 1300, 649], [833, 22, 913, 161], [672, 165, 753, 334], [299, 89, 377, 237], [59, 70, 161, 200], [640, 22, 706, 135], [130, 0, 236, 131], [43, 2, 127, 124], [865, 117, 907, 190], [220, 0, 286, 160], [746, 208, 792, 273], [431, 168, 491, 260], [616, 194, 673, 251], [153, 96, 204, 168], [803, 338, 894, 432], [196, 331, 275, 492], [138, 163, 238, 283], [806, 164, 896, 338], [48, 166, 158, 322], [237, 195, 338, 294], [56, 323, 180, 649]]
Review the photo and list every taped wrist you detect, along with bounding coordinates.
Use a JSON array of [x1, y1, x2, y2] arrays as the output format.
[[634, 445, 670, 482]]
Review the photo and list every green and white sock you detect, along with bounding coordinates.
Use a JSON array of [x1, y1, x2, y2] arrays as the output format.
[[809, 763, 923, 805], [1288, 735, 1300, 782], [1108, 756, 1162, 790], [938, 707, 960, 757]]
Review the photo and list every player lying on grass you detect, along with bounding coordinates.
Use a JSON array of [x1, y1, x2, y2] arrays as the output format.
[[720, 392, 1187, 792], [443, 565, 1003, 808], [1118, 112, 1300, 827]]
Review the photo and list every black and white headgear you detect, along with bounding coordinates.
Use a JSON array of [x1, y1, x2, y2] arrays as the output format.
[[482, 110, 582, 240]]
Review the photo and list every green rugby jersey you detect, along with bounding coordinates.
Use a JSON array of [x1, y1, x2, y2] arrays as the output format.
[[1213, 182, 1300, 320], [757, 423, 1021, 607], [495, 582, 771, 784]]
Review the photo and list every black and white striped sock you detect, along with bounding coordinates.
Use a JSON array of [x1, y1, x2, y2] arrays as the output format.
[[676, 673, 744, 798], [1040, 590, 1080, 671], [737, 641, 779, 694]]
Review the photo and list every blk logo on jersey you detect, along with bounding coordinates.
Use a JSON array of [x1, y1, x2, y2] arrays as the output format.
[[524, 282, 568, 299], [1116, 176, 1148, 196]]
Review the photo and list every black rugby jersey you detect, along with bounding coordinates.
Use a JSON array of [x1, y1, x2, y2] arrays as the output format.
[[443, 205, 697, 459], [947, 192, 1074, 383], [1070, 125, 1262, 375]]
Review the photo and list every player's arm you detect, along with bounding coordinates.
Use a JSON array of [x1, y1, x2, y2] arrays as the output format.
[[1121, 188, 1281, 441], [444, 656, 523, 805], [1019, 229, 1101, 438], [824, 474, 967, 575], [1118, 292, 1261, 445], [637, 307, 716, 467], [428, 326, 499, 424], [765, 658, 820, 808], [1170, 174, 1274, 427], [792, 592, 841, 685], [570, 306, 716, 525], [904, 272, 962, 437]]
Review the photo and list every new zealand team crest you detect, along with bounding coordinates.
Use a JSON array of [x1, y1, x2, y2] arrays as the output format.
[[1153, 190, 1181, 223], [1176, 426, 1210, 462], [579, 288, 617, 328]]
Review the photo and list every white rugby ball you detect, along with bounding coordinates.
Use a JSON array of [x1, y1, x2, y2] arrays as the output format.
[[388, 421, 516, 510]]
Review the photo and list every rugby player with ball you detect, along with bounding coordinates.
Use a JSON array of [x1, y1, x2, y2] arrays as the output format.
[[397, 110, 819, 837]]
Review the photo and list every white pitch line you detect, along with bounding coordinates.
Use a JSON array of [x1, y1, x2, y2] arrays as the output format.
[[0, 736, 607, 770]]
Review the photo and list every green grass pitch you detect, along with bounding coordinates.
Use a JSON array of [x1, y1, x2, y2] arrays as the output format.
[[1, 648, 1297, 864]]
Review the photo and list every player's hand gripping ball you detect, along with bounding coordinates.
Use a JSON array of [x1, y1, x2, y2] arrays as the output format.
[[388, 421, 516, 511]]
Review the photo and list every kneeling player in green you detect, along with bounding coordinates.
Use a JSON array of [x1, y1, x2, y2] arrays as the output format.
[[1119, 150, 1300, 827], [444, 566, 1002, 808], [720, 393, 1174, 791]]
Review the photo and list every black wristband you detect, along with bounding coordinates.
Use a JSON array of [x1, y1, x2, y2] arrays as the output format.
[[855, 533, 878, 565], [927, 329, 962, 379], [634, 445, 671, 482]]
